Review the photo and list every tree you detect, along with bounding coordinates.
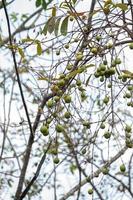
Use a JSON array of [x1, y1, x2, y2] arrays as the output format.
[[0, 0, 133, 199]]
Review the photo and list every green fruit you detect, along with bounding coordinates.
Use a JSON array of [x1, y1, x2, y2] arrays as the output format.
[[94, 72, 100, 78], [96, 35, 102, 41], [102, 167, 109, 174], [107, 83, 111, 88], [107, 42, 113, 49], [54, 96, 60, 102], [126, 141, 133, 148], [51, 148, 58, 155], [59, 73, 65, 79], [115, 58, 121, 65], [82, 121, 90, 128], [76, 79, 82, 86], [108, 67, 115, 75], [127, 85, 133, 91], [129, 43, 133, 49], [100, 76, 104, 82], [83, 26, 88, 32], [125, 125, 132, 133], [125, 93, 131, 98], [76, 52, 84, 61], [66, 64, 73, 70], [126, 132, 131, 138], [82, 148, 86, 154], [64, 95, 71, 103], [47, 100, 54, 108], [120, 164, 126, 172], [91, 47, 98, 55], [64, 111, 71, 119], [104, 131, 111, 139], [74, 38, 79, 42], [100, 123, 105, 129], [47, 118, 52, 124], [69, 16, 74, 21], [99, 64, 106, 71], [88, 188, 93, 195], [103, 96, 109, 104], [55, 124, 64, 132], [56, 50, 60, 55], [81, 92, 87, 99], [57, 79, 65, 87], [53, 157, 60, 164], [40, 125, 49, 136], [64, 44, 69, 49], [103, 60, 108, 65], [104, 70, 111, 78], [103, 6, 110, 15]]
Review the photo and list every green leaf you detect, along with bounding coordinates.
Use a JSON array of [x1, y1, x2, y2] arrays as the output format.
[[37, 42, 42, 55], [60, 16, 69, 36], [54, 18, 61, 36], [18, 47, 25, 59], [72, 0, 77, 5], [115, 3, 128, 11], [42, 23, 48, 35], [36, 0, 42, 7], [52, 6, 56, 17], [85, 75, 91, 86], [60, 2, 69, 9], [47, 17, 56, 34], [42, 0, 47, 10]]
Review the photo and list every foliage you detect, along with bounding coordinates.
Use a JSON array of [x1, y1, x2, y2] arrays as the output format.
[[0, 0, 133, 199]]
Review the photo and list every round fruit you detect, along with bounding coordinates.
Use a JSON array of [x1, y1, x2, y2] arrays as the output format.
[[53, 157, 60, 164], [40, 125, 49, 136], [103, 96, 109, 104], [129, 43, 133, 49], [102, 167, 109, 174], [88, 188, 93, 195], [125, 93, 131, 98], [74, 38, 79, 42], [64, 44, 69, 49], [100, 76, 104, 82], [107, 42, 113, 49], [55, 124, 64, 132], [51, 148, 58, 155], [66, 64, 73, 70], [82, 148, 86, 154], [99, 64, 106, 71], [76, 52, 84, 61], [96, 35, 102, 41], [83, 26, 88, 32], [82, 121, 90, 128], [64, 111, 71, 119], [64, 95, 71, 103], [115, 58, 121, 65], [54, 96, 60, 102], [107, 83, 111, 88], [69, 16, 74, 21], [120, 164, 126, 172], [57, 79, 65, 87], [103, 60, 108, 65], [103, 6, 110, 15], [100, 123, 105, 129], [125, 125, 132, 133], [56, 50, 60, 56], [91, 47, 98, 55], [108, 67, 115, 75], [47, 100, 54, 108], [127, 85, 133, 91], [76, 79, 82, 86], [104, 131, 111, 139]]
